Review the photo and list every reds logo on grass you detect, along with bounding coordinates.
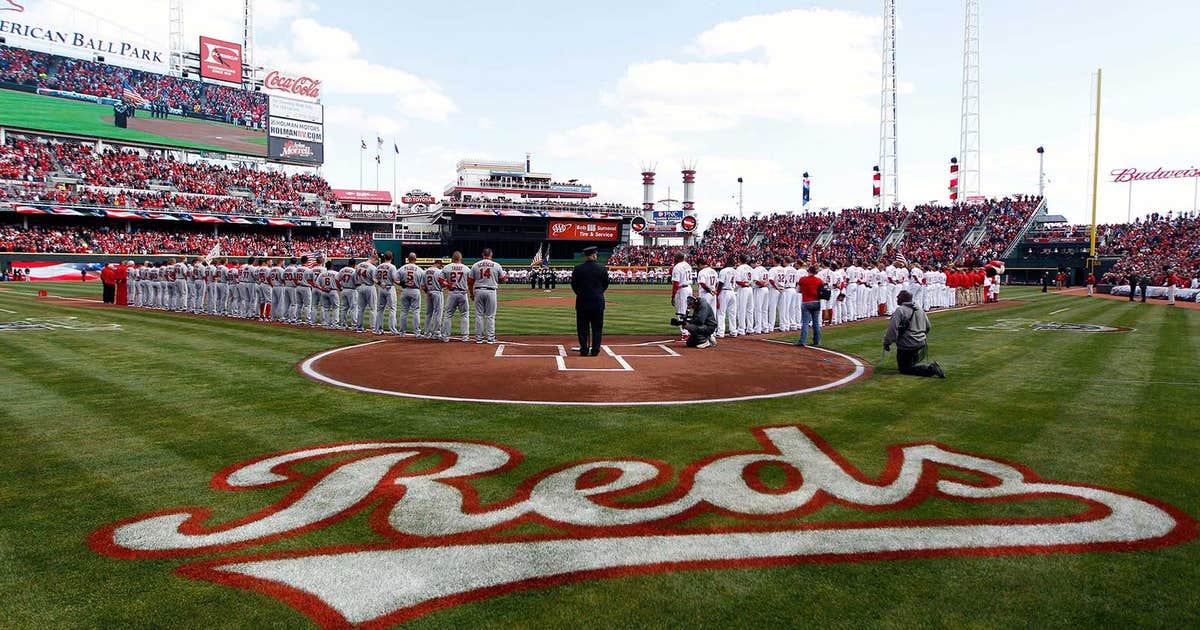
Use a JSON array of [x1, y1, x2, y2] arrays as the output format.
[[969, 318, 1133, 333], [90, 425, 1196, 628]]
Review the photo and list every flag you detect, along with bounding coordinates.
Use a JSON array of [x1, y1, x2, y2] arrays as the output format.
[[894, 251, 908, 268], [375, 154, 381, 164], [393, 142, 399, 155], [360, 138, 366, 151], [544, 244, 551, 267], [121, 81, 148, 106], [530, 244, 543, 267], [802, 172, 811, 207], [376, 135, 383, 150], [204, 243, 221, 262], [807, 247, 817, 268]]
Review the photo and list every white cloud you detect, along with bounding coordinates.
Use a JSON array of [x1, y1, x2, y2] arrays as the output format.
[[289, 17, 359, 60]]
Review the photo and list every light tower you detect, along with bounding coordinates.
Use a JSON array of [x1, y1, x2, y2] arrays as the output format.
[[242, 0, 256, 82], [168, 0, 184, 77], [959, 0, 982, 202], [877, 0, 900, 210]]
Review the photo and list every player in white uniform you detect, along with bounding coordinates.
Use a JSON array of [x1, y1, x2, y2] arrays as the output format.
[[751, 260, 769, 334], [440, 251, 472, 342], [766, 258, 786, 333], [716, 259, 738, 338], [396, 252, 425, 337], [696, 259, 719, 321], [373, 252, 400, 335], [733, 255, 754, 336], [670, 252, 693, 341], [780, 257, 798, 331], [469, 248, 507, 343], [422, 259, 445, 340], [816, 263, 834, 326]]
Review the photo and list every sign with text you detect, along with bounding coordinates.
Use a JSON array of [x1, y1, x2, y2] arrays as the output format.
[[547, 220, 619, 241], [268, 137, 323, 165], [263, 70, 321, 100], [401, 190, 436, 204], [1110, 167, 1200, 183], [267, 116, 324, 143], [198, 36, 242, 84], [268, 95, 323, 124], [332, 189, 393, 205]]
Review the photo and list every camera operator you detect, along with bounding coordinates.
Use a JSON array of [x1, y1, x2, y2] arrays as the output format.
[[882, 290, 945, 378], [672, 295, 717, 348]]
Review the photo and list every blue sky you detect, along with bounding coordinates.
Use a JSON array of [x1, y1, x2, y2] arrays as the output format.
[[12, 0, 1200, 226]]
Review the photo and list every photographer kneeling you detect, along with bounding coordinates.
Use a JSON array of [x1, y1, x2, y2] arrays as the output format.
[[882, 290, 945, 378], [672, 295, 718, 348]]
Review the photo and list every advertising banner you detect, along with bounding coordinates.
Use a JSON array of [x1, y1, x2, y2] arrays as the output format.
[[268, 137, 323, 165], [547, 220, 620, 241], [651, 209, 684, 224], [263, 71, 322, 100], [268, 116, 324, 143], [268, 95, 323, 124], [332, 189, 393, 205], [198, 36, 243, 84], [401, 190, 436, 204]]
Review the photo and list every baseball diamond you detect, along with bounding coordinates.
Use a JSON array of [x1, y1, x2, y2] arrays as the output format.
[[3, 2, 1200, 629]]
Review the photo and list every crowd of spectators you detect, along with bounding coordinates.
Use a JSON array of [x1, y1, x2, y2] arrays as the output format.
[[1, 45, 266, 128], [0, 221, 375, 258], [443, 198, 641, 217], [1097, 212, 1200, 284], [1, 136, 337, 217]]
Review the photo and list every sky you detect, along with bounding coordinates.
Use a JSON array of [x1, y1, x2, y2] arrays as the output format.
[[7, 0, 1200, 229]]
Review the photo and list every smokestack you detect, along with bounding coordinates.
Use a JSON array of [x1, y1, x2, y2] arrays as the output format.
[[641, 163, 656, 213], [681, 160, 696, 216], [872, 166, 881, 202], [525, 152, 531, 173]]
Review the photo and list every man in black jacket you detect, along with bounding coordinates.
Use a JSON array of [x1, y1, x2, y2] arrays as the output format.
[[571, 246, 609, 356], [1128, 271, 1139, 302]]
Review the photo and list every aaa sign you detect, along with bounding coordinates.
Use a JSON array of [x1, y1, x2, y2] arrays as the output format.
[[548, 220, 619, 241]]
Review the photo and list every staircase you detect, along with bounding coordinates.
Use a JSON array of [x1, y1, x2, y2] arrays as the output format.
[[1000, 197, 1047, 259], [813, 228, 834, 249]]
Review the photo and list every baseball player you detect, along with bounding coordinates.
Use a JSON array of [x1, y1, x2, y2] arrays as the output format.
[[220, 258, 236, 316], [767, 257, 786, 332], [238, 257, 255, 318], [373, 252, 400, 334], [174, 257, 189, 312], [733, 254, 754, 336], [780, 256, 798, 331], [190, 259, 205, 314], [354, 254, 378, 332], [751, 259, 769, 334], [469, 248, 507, 343], [314, 260, 340, 327], [204, 258, 219, 315], [281, 258, 298, 323], [696, 258, 719, 316], [296, 256, 317, 325], [396, 252, 424, 337], [254, 258, 273, 320], [268, 259, 286, 322], [422, 259, 445, 340], [337, 259, 359, 330], [716, 258, 738, 338], [441, 251, 471, 342], [669, 251, 693, 341]]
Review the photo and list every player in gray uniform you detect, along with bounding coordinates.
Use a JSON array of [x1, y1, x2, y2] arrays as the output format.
[[237, 258, 255, 318], [354, 254, 378, 332], [422, 259, 445, 340], [162, 258, 177, 310], [440, 251, 471, 342], [204, 259, 218, 314], [254, 259, 273, 320], [336, 259, 358, 330], [297, 256, 318, 325], [191, 259, 206, 313], [174, 258, 189, 312], [314, 260, 340, 327], [373, 252, 399, 334], [269, 259, 287, 321], [396, 252, 424, 337], [214, 259, 231, 316], [280, 258, 298, 323], [469, 248, 507, 343]]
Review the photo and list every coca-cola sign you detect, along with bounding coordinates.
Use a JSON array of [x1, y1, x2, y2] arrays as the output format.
[[1110, 167, 1200, 183], [264, 70, 322, 99], [89, 424, 1196, 627]]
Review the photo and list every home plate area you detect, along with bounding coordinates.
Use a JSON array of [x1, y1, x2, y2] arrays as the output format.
[[301, 335, 869, 405]]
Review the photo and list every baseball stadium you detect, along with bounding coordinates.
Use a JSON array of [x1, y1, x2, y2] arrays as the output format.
[[2, 1, 1199, 629]]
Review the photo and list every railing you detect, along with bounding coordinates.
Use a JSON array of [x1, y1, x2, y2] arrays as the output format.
[[371, 226, 442, 243]]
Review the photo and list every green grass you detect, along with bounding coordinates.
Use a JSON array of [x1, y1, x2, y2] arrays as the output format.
[[0, 89, 267, 155], [0, 283, 1197, 628]]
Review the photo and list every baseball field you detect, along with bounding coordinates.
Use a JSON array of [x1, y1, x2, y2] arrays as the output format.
[[0, 89, 268, 156], [1, 282, 1197, 628]]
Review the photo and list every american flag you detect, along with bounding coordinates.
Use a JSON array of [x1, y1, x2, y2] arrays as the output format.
[[301, 252, 323, 267], [121, 81, 148, 106], [530, 244, 543, 267], [894, 252, 909, 267]]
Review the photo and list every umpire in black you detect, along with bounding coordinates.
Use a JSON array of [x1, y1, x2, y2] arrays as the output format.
[[571, 246, 609, 356]]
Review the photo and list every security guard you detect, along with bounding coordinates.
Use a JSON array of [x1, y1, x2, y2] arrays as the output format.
[[571, 246, 609, 356]]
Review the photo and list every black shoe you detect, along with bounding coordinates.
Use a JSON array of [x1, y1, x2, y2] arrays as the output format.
[[578, 350, 589, 357], [931, 362, 946, 379], [588, 350, 601, 356]]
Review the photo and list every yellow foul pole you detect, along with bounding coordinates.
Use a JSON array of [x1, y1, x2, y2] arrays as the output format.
[[1088, 69, 1102, 259]]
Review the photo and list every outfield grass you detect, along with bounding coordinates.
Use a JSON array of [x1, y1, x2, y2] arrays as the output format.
[[0, 89, 267, 155], [0, 283, 1197, 628]]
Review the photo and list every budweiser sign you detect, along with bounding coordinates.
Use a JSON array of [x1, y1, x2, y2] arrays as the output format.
[[90, 425, 1196, 627], [1110, 167, 1200, 183], [264, 70, 321, 99]]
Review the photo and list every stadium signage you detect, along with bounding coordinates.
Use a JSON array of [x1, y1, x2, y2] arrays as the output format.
[[401, 190, 436, 204], [198, 36, 243, 84], [1110, 167, 1200, 183], [332, 189, 393, 205], [267, 117, 323, 143], [0, 21, 164, 62], [263, 70, 321, 99], [267, 137, 323, 165], [548, 220, 619, 241], [89, 425, 1197, 627], [267, 95, 323, 124], [1, 1, 25, 13]]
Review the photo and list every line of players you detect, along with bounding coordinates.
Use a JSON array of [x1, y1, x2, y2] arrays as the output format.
[[126, 249, 510, 343], [670, 252, 998, 338]]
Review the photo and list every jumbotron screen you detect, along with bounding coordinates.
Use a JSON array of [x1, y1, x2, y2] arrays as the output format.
[[0, 44, 275, 158]]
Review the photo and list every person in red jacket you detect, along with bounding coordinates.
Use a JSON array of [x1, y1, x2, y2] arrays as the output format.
[[100, 263, 116, 304], [1166, 269, 1180, 305], [1086, 272, 1096, 297], [114, 261, 129, 306]]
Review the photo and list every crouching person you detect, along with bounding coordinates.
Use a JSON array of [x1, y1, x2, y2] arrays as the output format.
[[883, 290, 945, 378], [673, 295, 718, 349]]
